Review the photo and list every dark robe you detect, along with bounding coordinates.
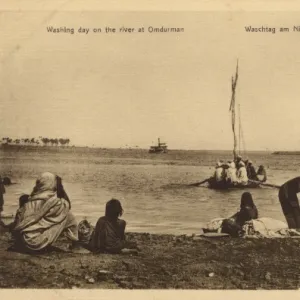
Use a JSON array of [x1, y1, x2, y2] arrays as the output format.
[[247, 165, 258, 180], [221, 206, 258, 237], [278, 177, 300, 228], [89, 216, 126, 253]]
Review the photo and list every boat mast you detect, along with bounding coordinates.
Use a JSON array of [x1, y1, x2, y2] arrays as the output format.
[[238, 103, 241, 155], [229, 60, 239, 161]]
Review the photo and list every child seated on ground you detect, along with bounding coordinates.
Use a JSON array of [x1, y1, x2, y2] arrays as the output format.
[[78, 198, 138, 254], [0, 194, 29, 233]]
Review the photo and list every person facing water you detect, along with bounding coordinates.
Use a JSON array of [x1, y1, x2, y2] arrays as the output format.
[[237, 192, 258, 223], [214, 161, 224, 182], [221, 192, 258, 237], [225, 161, 237, 184], [235, 155, 242, 167], [84, 199, 137, 254], [236, 161, 248, 185], [246, 160, 258, 181], [8, 172, 78, 252], [0, 194, 29, 233]]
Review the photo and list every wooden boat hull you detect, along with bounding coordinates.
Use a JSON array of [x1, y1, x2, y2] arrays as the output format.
[[207, 179, 261, 190]]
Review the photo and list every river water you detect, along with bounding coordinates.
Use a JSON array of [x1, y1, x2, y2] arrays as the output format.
[[1, 148, 299, 234]]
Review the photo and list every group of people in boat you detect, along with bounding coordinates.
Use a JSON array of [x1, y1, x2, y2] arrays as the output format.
[[0, 172, 137, 254], [213, 155, 261, 186]]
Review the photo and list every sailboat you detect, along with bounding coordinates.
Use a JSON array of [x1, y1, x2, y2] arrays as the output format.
[[207, 61, 267, 190]]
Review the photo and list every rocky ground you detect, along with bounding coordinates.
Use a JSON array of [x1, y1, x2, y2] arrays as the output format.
[[1, 228, 300, 289]]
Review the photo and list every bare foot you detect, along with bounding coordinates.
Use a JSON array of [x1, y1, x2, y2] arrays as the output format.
[[121, 248, 139, 255]]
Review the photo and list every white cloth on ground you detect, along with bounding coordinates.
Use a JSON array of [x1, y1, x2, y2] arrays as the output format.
[[204, 218, 225, 233], [242, 217, 300, 238], [203, 217, 300, 238]]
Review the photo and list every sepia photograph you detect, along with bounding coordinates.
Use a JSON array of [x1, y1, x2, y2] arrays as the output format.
[[1, 1, 300, 292]]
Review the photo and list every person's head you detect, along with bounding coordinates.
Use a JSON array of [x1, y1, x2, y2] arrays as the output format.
[[222, 163, 229, 169], [216, 161, 221, 168], [31, 172, 57, 195], [238, 161, 245, 168], [105, 198, 123, 219], [230, 161, 236, 169], [240, 192, 255, 209], [30, 172, 70, 203], [19, 194, 29, 208], [236, 155, 242, 161], [248, 160, 253, 165]]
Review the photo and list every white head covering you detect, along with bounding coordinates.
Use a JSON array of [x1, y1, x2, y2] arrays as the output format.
[[216, 161, 221, 167], [239, 161, 245, 167], [30, 172, 57, 201], [230, 162, 236, 168]]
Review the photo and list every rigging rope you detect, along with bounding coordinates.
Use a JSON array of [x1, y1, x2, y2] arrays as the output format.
[[238, 103, 247, 157]]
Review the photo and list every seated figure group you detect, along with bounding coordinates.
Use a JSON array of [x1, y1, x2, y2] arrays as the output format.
[[0, 172, 137, 254]]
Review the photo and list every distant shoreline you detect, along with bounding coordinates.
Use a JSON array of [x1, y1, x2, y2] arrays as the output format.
[[272, 151, 300, 155], [0, 144, 271, 154]]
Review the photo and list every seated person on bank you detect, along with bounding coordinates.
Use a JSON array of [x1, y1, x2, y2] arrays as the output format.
[[1, 173, 79, 252], [221, 192, 258, 237], [79, 199, 137, 254], [0, 194, 29, 233]]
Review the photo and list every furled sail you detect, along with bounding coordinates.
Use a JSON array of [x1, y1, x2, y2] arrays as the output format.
[[229, 60, 239, 160]]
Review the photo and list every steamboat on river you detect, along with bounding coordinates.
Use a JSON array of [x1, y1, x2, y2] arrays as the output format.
[[149, 138, 168, 154]]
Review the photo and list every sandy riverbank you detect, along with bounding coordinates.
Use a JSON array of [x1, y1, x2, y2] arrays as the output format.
[[1, 227, 300, 289]]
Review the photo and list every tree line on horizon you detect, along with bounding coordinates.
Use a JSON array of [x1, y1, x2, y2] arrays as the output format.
[[1, 137, 71, 147]]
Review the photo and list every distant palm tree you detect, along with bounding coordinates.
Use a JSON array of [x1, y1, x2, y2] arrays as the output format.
[[59, 138, 67, 147], [42, 137, 49, 146], [1, 136, 72, 147]]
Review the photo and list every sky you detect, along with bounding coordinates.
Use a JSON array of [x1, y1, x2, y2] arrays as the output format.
[[0, 10, 300, 151]]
